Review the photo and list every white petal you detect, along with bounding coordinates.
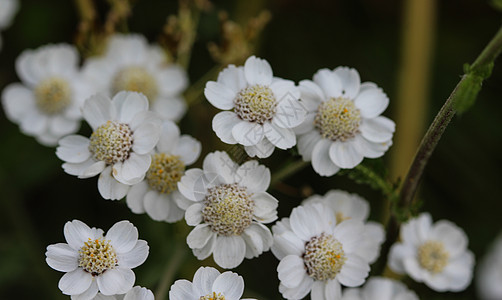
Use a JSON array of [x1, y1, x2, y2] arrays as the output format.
[[360, 116, 395, 143], [311, 280, 326, 300], [244, 56, 273, 86], [112, 153, 150, 185], [242, 223, 273, 258], [213, 235, 246, 269], [106, 220, 138, 253], [324, 279, 342, 299], [83, 94, 114, 130], [232, 121, 264, 146], [155, 120, 180, 153], [192, 267, 221, 296], [337, 254, 370, 287], [329, 140, 364, 169], [311, 139, 340, 176], [78, 160, 106, 178], [124, 286, 155, 300], [293, 112, 316, 135], [177, 168, 205, 201], [352, 134, 389, 159], [299, 80, 325, 109], [388, 244, 413, 274], [212, 111, 240, 144], [157, 65, 188, 96], [71, 281, 99, 300], [235, 161, 270, 193], [333, 67, 361, 99], [290, 205, 326, 241], [264, 122, 296, 149], [430, 220, 468, 258], [187, 224, 214, 249], [117, 240, 149, 269], [185, 203, 204, 226], [1, 83, 34, 121], [64, 220, 93, 250], [354, 86, 389, 119], [126, 181, 149, 214], [244, 138, 275, 158], [98, 166, 130, 200], [272, 230, 305, 260], [97, 267, 135, 295], [212, 272, 245, 300], [252, 192, 278, 223], [132, 123, 161, 155], [332, 219, 365, 253], [271, 82, 304, 128], [144, 190, 171, 221], [193, 233, 217, 260], [297, 130, 322, 161], [313, 68, 343, 98], [45, 243, 79, 272], [59, 268, 92, 295], [56, 135, 91, 163], [217, 65, 247, 93], [169, 280, 196, 300], [279, 276, 313, 300], [173, 135, 202, 165], [152, 96, 187, 121], [19, 109, 48, 135], [202, 151, 237, 184], [204, 81, 236, 110], [113, 91, 149, 124]]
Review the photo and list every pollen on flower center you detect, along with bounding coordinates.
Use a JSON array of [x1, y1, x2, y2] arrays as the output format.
[[418, 240, 450, 274], [112, 66, 158, 102], [314, 97, 361, 142], [335, 212, 351, 224], [303, 233, 347, 281], [234, 84, 277, 124], [202, 183, 254, 236], [78, 237, 118, 276], [89, 120, 133, 164], [146, 153, 185, 194], [34, 77, 72, 115], [199, 292, 225, 300]]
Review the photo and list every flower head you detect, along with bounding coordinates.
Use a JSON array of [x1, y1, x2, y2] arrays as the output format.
[[126, 120, 201, 222], [205, 56, 306, 158], [2, 44, 91, 145], [82, 34, 188, 121], [341, 277, 418, 300], [272, 203, 370, 300], [178, 151, 278, 268], [45, 220, 149, 300], [56, 91, 161, 200], [477, 231, 502, 299], [388, 212, 474, 292], [169, 266, 256, 300], [0, 0, 19, 50], [296, 67, 394, 176]]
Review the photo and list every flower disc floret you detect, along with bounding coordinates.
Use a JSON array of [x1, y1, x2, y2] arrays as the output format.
[[418, 240, 450, 274], [89, 120, 133, 164], [234, 84, 277, 124], [303, 233, 347, 281], [202, 183, 254, 236], [146, 153, 185, 194], [112, 66, 159, 102], [78, 237, 118, 276], [199, 292, 225, 300], [34, 77, 72, 115], [314, 97, 361, 142]]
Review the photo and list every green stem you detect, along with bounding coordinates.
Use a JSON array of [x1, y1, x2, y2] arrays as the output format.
[[354, 164, 393, 196], [270, 160, 309, 186], [154, 243, 188, 300]]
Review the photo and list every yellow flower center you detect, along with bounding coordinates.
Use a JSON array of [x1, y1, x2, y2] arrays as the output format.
[[89, 120, 133, 164], [202, 183, 254, 236], [234, 85, 277, 124], [146, 154, 185, 194], [112, 66, 158, 102], [314, 97, 361, 141], [34, 77, 72, 115], [418, 240, 450, 274], [78, 238, 118, 276], [303, 233, 347, 281], [199, 292, 225, 300]]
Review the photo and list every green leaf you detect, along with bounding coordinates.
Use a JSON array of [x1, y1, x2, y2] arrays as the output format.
[[491, 0, 502, 12]]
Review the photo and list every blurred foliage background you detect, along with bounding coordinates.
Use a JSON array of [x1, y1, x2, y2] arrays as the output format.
[[0, 0, 501, 299]]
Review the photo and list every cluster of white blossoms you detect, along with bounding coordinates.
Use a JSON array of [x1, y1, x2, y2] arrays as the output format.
[[0, 0, 18, 51]]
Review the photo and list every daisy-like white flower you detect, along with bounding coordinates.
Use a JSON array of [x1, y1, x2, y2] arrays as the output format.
[[388, 212, 475, 292], [56, 91, 161, 200], [82, 34, 188, 121], [303, 189, 385, 263], [205, 56, 306, 158], [341, 277, 418, 300], [45, 220, 149, 300], [2, 44, 91, 146], [271, 203, 370, 300], [126, 120, 201, 223], [295, 67, 395, 176], [169, 266, 256, 300], [477, 232, 502, 299], [0, 0, 19, 50], [178, 151, 278, 269], [91, 286, 154, 300]]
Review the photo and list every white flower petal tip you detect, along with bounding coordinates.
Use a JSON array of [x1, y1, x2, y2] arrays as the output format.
[[341, 276, 419, 300], [45, 220, 149, 298]]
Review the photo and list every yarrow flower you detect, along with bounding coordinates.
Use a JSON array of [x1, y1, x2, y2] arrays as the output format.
[[271, 203, 370, 300], [341, 277, 419, 300], [178, 151, 278, 268], [2, 43, 91, 146], [126, 120, 201, 223], [90, 286, 154, 300], [169, 266, 256, 300], [45, 220, 149, 300], [205, 56, 306, 158], [388, 212, 475, 292], [0, 0, 19, 50], [303, 189, 385, 263], [295, 67, 395, 176], [477, 231, 502, 299], [56, 91, 161, 200], [82, 34, 188, 121]]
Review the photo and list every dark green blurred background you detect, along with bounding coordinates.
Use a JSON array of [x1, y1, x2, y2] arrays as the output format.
[[0, 0, 501, 299]]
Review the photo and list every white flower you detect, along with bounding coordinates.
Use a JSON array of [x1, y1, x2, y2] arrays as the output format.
[[178, 151, 278, 269], [205, 56, 306, 158], [271, 203, 370, 300], [45, 220, 149, 300], [388, 212, 475, 292], [2, 44, 91, 146], [91, 286, 154, 300], [303, 189, 385, 263], [126, 120, 201, 222], [82, 34, 188, 121], [341, 277, 419, 300], [477, 231, 502, 299], [169, 266, 256, 300], [0, 0, 19, 50], [296, 67, 395, 176], [56, 91, 161, 200]]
